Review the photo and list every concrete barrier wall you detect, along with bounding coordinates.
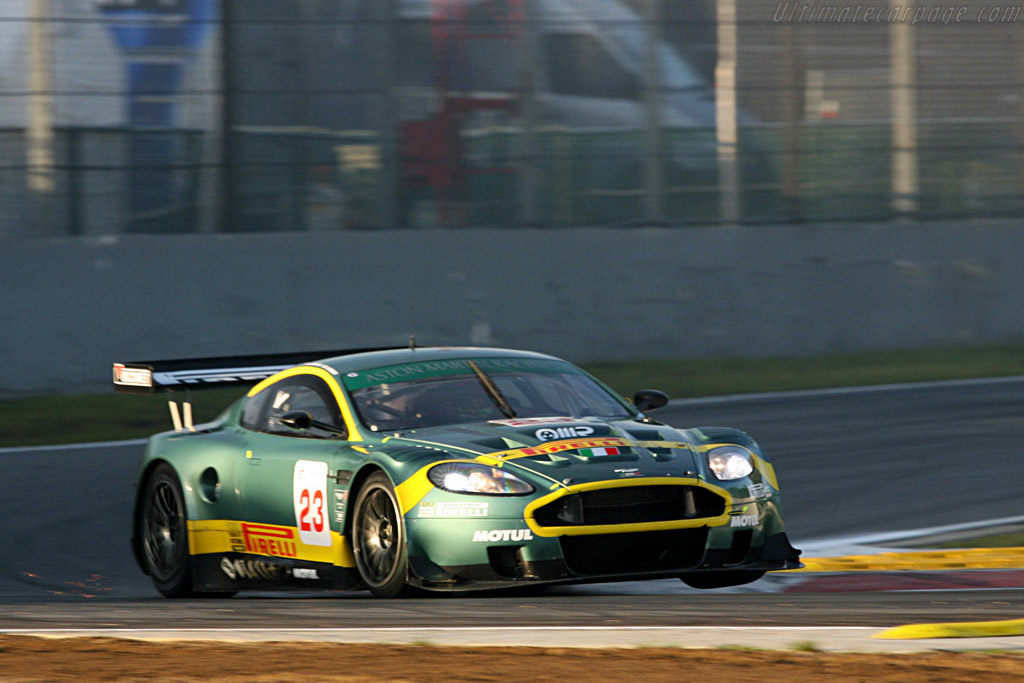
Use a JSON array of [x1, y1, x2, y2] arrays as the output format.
[[2, 220, 1022, 396]]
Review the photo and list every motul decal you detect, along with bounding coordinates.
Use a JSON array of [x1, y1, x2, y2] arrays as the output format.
[[730, 514, 759, 528], [472, 529, 534, 542]]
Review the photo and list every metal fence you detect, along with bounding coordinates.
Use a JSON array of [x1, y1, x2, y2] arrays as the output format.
[[1, 0, 1023, 236]]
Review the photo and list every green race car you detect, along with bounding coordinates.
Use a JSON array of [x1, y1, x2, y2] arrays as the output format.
[[114, 346, 801, 598]]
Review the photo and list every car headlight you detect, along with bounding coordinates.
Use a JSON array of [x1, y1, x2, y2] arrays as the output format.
[[428, 463, 535, 495], [707, 446, 754, 481]]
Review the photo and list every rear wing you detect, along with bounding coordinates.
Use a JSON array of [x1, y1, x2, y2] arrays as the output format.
[[112, 347, 397, 432], [112, 350, 374, 395]]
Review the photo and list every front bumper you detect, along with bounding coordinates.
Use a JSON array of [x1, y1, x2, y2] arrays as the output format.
[[405, 476, 801, 590], [406, 515, 801, 590]]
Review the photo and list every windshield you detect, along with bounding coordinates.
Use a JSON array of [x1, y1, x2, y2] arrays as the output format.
[[342, 357, 634, 432]]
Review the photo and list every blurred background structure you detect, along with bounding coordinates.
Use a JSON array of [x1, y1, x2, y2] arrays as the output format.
[[3, 0, 1024, 395], [3, 0, 1023, 236]]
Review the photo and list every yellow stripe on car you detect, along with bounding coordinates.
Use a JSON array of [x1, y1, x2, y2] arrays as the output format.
[[386, 436, 484, 457], [247, 366, 364, 442], [186, 519, 356, 568], [632, 440, 694, 450], [392, 465, 440, 515], [751, 454, 779, 490]]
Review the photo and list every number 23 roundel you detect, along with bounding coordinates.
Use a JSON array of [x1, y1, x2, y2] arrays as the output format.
[[293, 460, 331, 546]]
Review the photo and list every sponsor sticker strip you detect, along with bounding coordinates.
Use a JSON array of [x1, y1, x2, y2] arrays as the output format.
[[578, 446, 622, 457], [491, 437, 632, 459], [112, 363, 153, 388], [747, 483, 770, 499], [293, 460, 331, 547], [471, 529, 534, 542], [219, 557, 322, 582], [418, 502, 489, 518], [242, 523, 298, 558], [486, 437, 697, 461], [730, 514, 759, 528], [342, 358, 571, 390], [187, 520, 356, 567], [489, 416, 581, 427], [220, 557, 284, 581], [535, 426, 594, 440]]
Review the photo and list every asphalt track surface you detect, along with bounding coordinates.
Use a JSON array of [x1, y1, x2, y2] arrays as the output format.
[[2, 378, 1023, 635]]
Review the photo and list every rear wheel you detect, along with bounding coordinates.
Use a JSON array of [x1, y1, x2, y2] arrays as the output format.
[[139, 464, 195, 598], [352, 472, 409, 597], [680, 571, 765, 590]]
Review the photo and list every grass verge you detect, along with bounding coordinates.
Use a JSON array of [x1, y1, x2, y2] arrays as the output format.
[[586, 342, 1024, 400], [4, 342, 1024, 449], [0, 389, 239, 449]]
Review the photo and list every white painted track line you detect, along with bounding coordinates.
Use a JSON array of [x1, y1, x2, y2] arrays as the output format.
[[669, 375, 1024, 407], [4, 626, 1024, 653], [0, 438, 146, 455]]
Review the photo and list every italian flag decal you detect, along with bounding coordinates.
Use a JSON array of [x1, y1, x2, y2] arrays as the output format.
[[578, 446, 621, 457]]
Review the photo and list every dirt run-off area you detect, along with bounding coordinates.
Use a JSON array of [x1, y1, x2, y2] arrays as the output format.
[[0, 636, 1022, 682]]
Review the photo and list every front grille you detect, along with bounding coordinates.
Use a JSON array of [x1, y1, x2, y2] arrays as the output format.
[[560, 528, 708, 575], [533, 485, 726, 527]]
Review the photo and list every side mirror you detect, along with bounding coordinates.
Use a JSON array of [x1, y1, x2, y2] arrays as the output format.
[[279, 409, 347, 438], [280, 410, 312, 430], [633, 389, 669, 412]]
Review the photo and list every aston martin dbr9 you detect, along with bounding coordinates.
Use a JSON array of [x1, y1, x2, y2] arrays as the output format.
[[114, 346, 801, 597]]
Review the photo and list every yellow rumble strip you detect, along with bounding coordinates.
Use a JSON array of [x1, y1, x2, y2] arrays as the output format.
[[875, 618, 1024, 640], [798, 547, 1024, 572]]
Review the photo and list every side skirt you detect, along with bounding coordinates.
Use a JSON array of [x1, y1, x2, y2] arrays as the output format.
[[191, 553, 364, 592]]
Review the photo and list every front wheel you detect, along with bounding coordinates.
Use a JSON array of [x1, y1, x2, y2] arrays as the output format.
[[680, 570, 765, 590], [351, 471, 410, 597], [139, 463, 195, 598]]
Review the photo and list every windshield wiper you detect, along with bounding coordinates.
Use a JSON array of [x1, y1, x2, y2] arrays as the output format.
[[467, 360, 516, 419]]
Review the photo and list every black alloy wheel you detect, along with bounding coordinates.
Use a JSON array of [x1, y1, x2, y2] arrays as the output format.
[[140, 463, 195, 597], [352, 471, 409, 597]]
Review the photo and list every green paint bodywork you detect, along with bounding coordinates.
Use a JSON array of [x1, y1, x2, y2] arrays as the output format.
[[130, 347, 799, 593]]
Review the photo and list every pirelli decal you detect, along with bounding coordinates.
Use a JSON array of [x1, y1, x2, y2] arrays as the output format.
[[241, 523, 298, 557], [492, 437, 632, 460], [187, 520, 355, 568]]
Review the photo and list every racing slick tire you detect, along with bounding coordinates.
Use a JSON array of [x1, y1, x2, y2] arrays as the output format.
[[680, 570, 766, 589], [139, 463, 198, 598], [352, 471, 410, 598]]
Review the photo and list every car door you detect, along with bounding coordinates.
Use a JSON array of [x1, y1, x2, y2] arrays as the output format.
[[239, 374, 361, 563]]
